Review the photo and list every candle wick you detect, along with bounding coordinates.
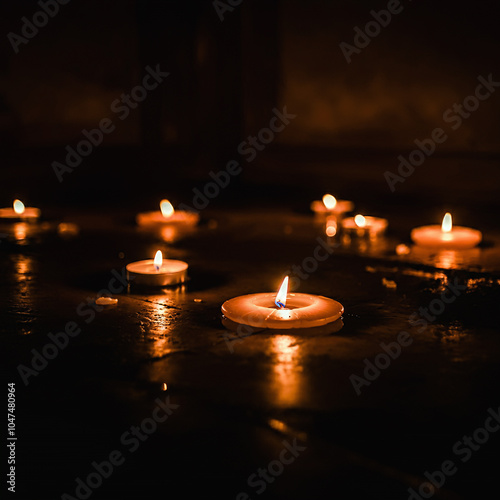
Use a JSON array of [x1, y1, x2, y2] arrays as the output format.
[[275, 300, 285, 309]]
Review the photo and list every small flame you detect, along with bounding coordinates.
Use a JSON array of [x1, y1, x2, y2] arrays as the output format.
[[162, 383, 168, 391], [160, 199, 174, 218], [275, 276, 289, 309], [441, 213, 452, 233], [154, 250, 163, 271], [13, 199, 25, 215], [322, 194, 337, 210], [354, 214, 366, 228]]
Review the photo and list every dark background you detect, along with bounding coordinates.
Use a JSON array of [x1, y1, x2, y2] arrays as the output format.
[[1, 0, 499, 210], [2, 2, 500, 500]]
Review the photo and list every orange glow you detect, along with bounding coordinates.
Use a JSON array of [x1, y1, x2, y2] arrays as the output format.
[[322, 194, 337, 210], [13, 199, 25, 215], [162, 383, 168, 391], [14, 223, 27, 241], [441, 213, 452, 233], [269, 335, 303, 408], [396, 243, 411, 256], [326, 221, 337, 237], [160, 199, 174, 218], [354, 214, 366, 228], [275, 276, 289, 308], [154, 250, 163, 270]]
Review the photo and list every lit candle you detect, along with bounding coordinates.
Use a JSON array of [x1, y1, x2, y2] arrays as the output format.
[[126, 250, 188, 286], [342, 214, 388, 237], [136, 199, 199, 227], [221, 276, 343, 330], [411, 212, 482, 249], [310, 194, 354, 216], [0, 199, 41, 220]]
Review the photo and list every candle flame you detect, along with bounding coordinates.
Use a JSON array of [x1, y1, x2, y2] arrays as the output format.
[[13, 199, 25, 215], [441, 212, 452, 233], [275, 276, 289, 309], [154, 250, 163, 271], [322, 194, 337, 210], [354, 214, 366, 228], [160, 199, 174, 218]]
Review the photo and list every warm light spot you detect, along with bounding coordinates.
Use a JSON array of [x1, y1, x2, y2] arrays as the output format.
[[354, 214, 366, 228], [382, 277, 397, 290], [162, 383, 168, 391], [268, 419, 287, 433], [14, 223, 27, 241], [326, 223, 337, 237], [442, 212, 452, 233], [160, 199, 174, 218], [95, 297, 118, 306], [435, 250, 459, 270], [58, 222, 80, 237], [269, 335, 304, 408], [322, 194, 337, 210], [275, 276, 289, 309], [13, 199, 25, 215], [154, 250, 163, 271], [160, 226, 177, 243], [396, 243, 411, 255], [267, 418, 308, 441]]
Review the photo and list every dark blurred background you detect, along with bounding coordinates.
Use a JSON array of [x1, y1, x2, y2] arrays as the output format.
[[2, 4, 500, 499], [1, 0, 499, 212]]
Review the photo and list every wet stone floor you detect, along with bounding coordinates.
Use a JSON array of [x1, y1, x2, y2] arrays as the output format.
[[2, 207, 500, 500]]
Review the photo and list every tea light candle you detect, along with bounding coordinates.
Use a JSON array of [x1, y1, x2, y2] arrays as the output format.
[[221, 276, 343, 329], [310, 194, 354, 215], [342, 214, 388, 237], [126, 250, 188, 286], [0, 200, 40, 220], [136, 199, 199, 227], [411, 212, 482, 249]]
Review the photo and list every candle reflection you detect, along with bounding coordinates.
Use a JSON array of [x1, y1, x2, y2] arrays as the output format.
[[342, 232, 388, 255], [137, 224, 196, 243], [268, 335, 305, 408], [138, 293, 186, 358], [325, 216, 337, 237], [161, 226, 178, 243], [12, 254, 36, 335], [14, 222, 28, 242], [408, 246, 481, 270]]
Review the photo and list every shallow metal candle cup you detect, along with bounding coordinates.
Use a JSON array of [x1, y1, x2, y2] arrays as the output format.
[[411, 213, 482, 249], [136, 200, 199, 227], [342, 215, 388, 237], [126, 259, 188, 287], [221, 292, 344, 330], [0, 200, 41, 221], [310, 194, 354, 216]]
